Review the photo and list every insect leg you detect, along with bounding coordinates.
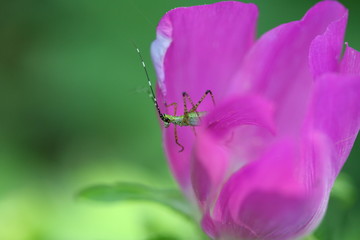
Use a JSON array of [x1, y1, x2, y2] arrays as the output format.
[[180, 92, 193, 127], [182, 92, 199, 118], [191, 126, 197, 136], [174, 125, 184, 152], [164, 102, 178, 115], [190, 90, 216, 112], [182, 93, 191, 114], [182, 92, 196, 110], [182, 92, 199, 137], [164, 102, 184, 152]]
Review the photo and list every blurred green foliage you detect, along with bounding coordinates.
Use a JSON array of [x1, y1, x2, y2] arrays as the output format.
[[0, 0, 359, 239], [77, 182, 194, 221]]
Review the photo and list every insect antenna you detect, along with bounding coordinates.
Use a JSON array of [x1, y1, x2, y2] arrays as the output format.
[[133, 43, 167, 122]]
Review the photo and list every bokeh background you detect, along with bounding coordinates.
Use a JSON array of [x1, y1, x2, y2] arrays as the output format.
[[0, 0, 359, 239]]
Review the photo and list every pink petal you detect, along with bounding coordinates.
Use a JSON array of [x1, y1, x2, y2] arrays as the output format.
[[191, 129, 230, 211], [309, 9, 348, 78], [229, 0, 347, 136], [307, 73, 360, 179], [201, 212, 218, 239], [155, 85, 194, 190], [151, 1, 259, 189], [210, 133, 332, 240], [191, 95, 275, 210], [151, 1, 258, 104], [204, 95, 276, 138], [340, 44, 360, 76]]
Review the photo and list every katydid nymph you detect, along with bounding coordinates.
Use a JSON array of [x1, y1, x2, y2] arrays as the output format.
[[134, 46, 215, 152]]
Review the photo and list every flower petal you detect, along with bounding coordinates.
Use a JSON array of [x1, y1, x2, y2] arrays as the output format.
[[340, 44, 360, 76], [204, 95, 276, 138], [191, 95, 275, 210], [191, 130, 230, 211], [308, 73, 360, 179], [151, 1, 259, 189], [210, 133, 332, 240], [155, 85, 194, 189], [151, 1, 258, 103], [309, 9, 348, 78], [229, 0, 347, 136]]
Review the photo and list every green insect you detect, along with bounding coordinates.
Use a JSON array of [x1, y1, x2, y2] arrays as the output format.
[[135, 46, 215, 152]]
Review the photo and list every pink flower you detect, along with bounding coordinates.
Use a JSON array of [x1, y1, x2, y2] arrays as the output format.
[[151, 1, 360, 240]]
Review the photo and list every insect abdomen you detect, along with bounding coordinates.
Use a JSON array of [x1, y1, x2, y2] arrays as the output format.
[[164, 112, 206, 126]]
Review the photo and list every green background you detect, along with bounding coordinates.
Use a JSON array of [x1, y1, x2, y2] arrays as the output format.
[[0, 0, 359, 239]]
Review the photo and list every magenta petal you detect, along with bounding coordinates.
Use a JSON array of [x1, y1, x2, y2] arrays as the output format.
[[191, 95, 275, 210], [211, 134, 331, 240], [191, 130, 229, 210], [151, 1, 357, 239], [340, 44, 360, 76], [151, 1, 258, 104], [163, 126, 195, 189], [204, 95, 276, 138], [156, 87, 195, 190], [309, 9, 348, 78], [308, 73, 360, 178], [155, 85, 194, 189], [201, 212, 218, 239], [152, 1, 259, 189], [229, 0, 347, 135]]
